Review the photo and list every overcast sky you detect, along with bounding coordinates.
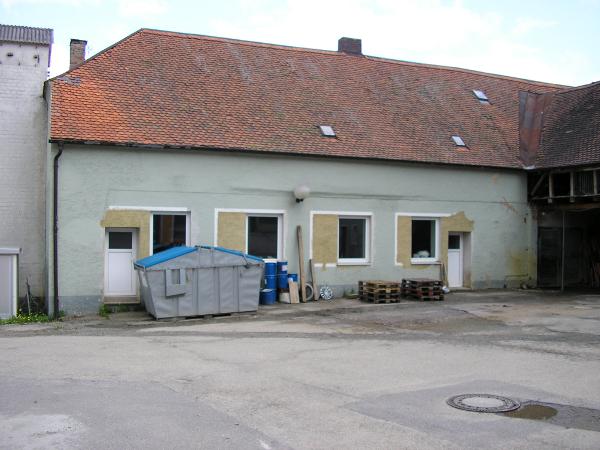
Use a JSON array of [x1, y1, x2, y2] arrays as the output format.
[[2, 0, 599, 86]]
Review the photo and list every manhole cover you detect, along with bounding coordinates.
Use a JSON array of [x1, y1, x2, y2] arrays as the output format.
[[447, 394, 520, 413]]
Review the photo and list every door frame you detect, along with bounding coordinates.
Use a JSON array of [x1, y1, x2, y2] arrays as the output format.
[[448, 232, 464, 288], [104, 227, 138, 298]]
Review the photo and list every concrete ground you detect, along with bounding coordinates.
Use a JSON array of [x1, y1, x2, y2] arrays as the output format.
[[1, 289, 600, 449]]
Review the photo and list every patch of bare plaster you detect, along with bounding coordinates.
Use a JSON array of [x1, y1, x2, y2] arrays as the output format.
[[100, 209, 151, 258]]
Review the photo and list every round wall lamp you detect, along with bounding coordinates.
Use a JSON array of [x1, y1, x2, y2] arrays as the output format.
[[293, 184, 310, 203]]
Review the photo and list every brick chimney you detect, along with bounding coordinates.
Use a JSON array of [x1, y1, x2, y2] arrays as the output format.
[[69, 39, 87, 70], [338, 37, 362, 55]]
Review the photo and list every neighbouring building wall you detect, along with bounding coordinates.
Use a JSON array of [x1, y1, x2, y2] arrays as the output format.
[[51, 144, 536, 314], [0, 41, 50, 300]]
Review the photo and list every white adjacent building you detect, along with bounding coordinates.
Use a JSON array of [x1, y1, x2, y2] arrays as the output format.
[[0, 24, 53, 305]]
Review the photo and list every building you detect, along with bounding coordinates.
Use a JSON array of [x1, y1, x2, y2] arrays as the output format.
[[521, 82, 600, 288], [0, 24, 53, 306], [45, 29, 596, 315]]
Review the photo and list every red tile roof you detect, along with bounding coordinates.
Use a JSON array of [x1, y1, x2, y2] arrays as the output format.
[[535, 81, 600, 169], [49, 29, 566, 169]]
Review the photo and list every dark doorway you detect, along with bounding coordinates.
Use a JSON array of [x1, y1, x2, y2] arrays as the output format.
[[537, 208, 600, 289]]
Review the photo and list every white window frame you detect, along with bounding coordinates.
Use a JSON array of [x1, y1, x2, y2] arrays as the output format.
[[338, 215, 371, 265], [410, 217, 439, 264], [149, 211, 191, 255], [336, 212, 373, 266], [214, 208, 286, 260], [246, 213, 284, 260], [409, 216, 442, 264]]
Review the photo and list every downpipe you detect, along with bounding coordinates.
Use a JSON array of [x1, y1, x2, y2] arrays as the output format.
[[53, 142, 64, 319]]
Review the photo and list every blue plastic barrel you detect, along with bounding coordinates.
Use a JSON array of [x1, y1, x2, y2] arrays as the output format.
[[264, 259, 277, 276], [265, 275, 277, 289], [277, 273, 289, 289], [287, 273, 298, 283], [260, 289, 277, 305], [277, 261, 288, 275]]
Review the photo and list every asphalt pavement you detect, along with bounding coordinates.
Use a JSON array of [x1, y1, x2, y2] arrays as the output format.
[[1, 289, 599, 449]]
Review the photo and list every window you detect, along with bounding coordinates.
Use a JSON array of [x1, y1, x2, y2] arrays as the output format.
[[153, 214, 188, 254], [338, 216, 369, 263], [319, 125, 336, 137], [108, 231, 132, 250], [451, 135, 466, 147], [472, 89, 489, 103], [247, 216, 280, 259], [448, 234, 461, 250], [411, 218, 438, 262]]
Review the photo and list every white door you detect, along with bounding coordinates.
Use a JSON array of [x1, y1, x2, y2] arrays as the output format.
[[0, 252, 18, 319], [447, 233, 463, 288], [105, 229, 137, 296]]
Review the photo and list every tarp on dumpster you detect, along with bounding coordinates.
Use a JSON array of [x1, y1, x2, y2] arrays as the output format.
[[134, 246, 197, 268]]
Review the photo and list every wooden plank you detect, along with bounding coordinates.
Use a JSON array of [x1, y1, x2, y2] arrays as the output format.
[[288, 279, 299, 304], [297, 225, 307, 303], [310, 258, 319, 301]]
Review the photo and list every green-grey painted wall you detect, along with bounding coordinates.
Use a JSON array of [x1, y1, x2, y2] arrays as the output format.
[[49, 144, 536, 314]]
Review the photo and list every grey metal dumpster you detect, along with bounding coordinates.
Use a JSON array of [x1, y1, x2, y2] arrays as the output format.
[[134, 246, 264, 319]]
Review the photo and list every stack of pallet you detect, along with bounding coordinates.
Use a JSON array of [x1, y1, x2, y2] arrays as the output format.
[[401, 278, 444, 301], [358, 280, 401, 303]]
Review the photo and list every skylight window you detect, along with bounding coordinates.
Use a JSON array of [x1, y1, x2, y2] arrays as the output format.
[[319, 125, 336, 137], [451, 135, 466, 147], [472, 89, 489, 103]]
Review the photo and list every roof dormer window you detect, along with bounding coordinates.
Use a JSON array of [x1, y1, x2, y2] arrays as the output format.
[[472, 89, 490, 104], [452, 135, 467, 147], [319, 125, 336, 137]]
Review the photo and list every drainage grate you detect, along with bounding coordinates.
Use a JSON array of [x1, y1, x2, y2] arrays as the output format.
[[447, 394, 520, 413]]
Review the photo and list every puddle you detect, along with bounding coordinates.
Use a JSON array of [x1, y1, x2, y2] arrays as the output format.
[[504, 404, 557, 420], [499, 401, 600, 432]]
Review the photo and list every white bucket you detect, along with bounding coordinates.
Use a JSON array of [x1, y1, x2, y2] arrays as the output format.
[[279, 292, 291, 304]]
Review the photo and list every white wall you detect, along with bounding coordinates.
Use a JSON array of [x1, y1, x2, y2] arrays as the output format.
[[0, 41, 50, 299]]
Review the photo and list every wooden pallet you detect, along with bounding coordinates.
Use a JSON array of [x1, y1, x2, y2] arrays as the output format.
[[401, 278, 444, 301], [402, 287, 443, 295], [362, 293, 400, 304], [359, 280, 401, 303], [401, 278, 442, 288], [405, 293, 444, 301]]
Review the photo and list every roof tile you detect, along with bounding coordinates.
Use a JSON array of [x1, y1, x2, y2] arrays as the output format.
[[536, 81, 600, 168], [50, 29, 566, 169]]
